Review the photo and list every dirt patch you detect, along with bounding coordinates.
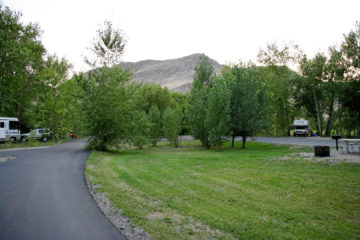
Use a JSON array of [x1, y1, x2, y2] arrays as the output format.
[[147, 212, 165, 220], [193, 164, 206, 168], [190, 171, 201, 176], [87, 164, 95, 169]]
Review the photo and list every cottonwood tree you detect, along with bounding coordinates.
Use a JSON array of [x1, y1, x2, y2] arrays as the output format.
[[258, 42, 302, 136], [85, 20, 126, 68], [205, 77, 231, 149], [340, 22, 360, 136], [162, 106, 183, 147], [323, 47, 346, 136], [79, 20, 138, 150], [34, 55, 73, 140], [0, 4, 45, 129], [227, 63, 272, 148], [148, 105, 162, 147], [188, 55, 215, 148]]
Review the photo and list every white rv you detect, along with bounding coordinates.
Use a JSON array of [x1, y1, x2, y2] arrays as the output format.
[[293, 118, 310, 137], [0, 117, 21, 143]]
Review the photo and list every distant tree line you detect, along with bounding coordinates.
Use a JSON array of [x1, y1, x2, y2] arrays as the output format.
[[257, 22, 360, 138], [1, 4, 359, 151]]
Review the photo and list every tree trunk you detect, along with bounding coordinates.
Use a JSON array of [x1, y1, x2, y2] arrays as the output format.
[[287, 126, 290, 136], [358, 112, 360, 137], [18, 103, 25, 133], [232, 135, 235, 148], [325, 113, 334, 137], [242, 136, 246, 149], [313, 91, 322, 136], [325, 94, 335, 137], [175, 136, 179, 148]]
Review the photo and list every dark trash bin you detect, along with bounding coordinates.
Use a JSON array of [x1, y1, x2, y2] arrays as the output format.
[[314, 146, 330, 157]]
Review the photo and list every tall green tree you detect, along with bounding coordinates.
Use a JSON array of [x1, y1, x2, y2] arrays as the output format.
[[33, 55, 73, 140], [227, 63, 272, 148], [188, 54, 215, 148], [148, 105, 162, 147], [340, 22, 360, 136], [258, 42, 302, 136], [296, 54, 328, 136], [323, 47, 346, 136], [205, 77, 231, 149], [0, 4, 45, 129], [85, 20, 126, 68], [79, 20, 137, 150], [78, 67, 133, 150], [162, 106, 183, 148]]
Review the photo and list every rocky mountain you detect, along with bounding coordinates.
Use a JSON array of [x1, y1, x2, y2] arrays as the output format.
[[121, 53, 224, 94]]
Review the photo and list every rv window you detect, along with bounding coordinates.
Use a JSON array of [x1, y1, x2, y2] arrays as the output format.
[[9, 121, 19, 130], [0, 122, 4, 128]]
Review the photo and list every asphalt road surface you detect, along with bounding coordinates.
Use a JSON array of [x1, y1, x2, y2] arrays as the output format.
[[255, 137, 340, 146], [0, 140, 126, 240]]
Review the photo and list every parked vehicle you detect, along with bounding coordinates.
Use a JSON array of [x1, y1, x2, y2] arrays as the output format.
[[0, 117, 21, 143], [21, 129, 51, 142], [293, 118, 310, 137], [70, 132, 77, 139]]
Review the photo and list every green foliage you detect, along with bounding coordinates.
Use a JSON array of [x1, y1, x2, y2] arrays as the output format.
[[227, 63, 272, 148], [77, 67, 134, 150], [340, 22, 360, 135], [258, 43, 303, 136], [188, 55, 216, 148], [85, 20, 126, 68], [79, 20, 153, 150], [130, 111, 151, 149], [188, 87, 209, 147], [0, 4, 45, 127], [162, 106, 183, 147], [148, 105, 162, 147], [33, 55, 74, 140], [135, 83, 172, 114], [204, 77, 231, 149], [295, 49, 346, 136], [193, 54, 215, 88]]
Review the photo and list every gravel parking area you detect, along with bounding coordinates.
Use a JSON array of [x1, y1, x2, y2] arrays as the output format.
[[295, 149, 360, 164], [256, 137, 360, 163]]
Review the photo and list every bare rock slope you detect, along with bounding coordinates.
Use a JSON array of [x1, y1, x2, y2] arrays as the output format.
[[121, 53, 223, 93]]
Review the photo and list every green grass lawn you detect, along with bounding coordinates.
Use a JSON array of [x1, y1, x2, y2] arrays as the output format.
[[86, 141, 360, 240]]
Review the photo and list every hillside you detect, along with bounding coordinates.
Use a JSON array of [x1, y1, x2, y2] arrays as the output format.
[[121, 53, 224, 93]]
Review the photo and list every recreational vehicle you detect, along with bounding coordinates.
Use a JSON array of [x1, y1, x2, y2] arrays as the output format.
[[0, 117, 21, 143]]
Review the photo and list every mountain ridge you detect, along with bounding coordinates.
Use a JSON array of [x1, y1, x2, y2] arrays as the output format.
[[120, 53, 224, 93]]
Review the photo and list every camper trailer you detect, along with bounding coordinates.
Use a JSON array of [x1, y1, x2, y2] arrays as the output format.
[[293, 118, 310, 137], [0, 117, 21, 143]]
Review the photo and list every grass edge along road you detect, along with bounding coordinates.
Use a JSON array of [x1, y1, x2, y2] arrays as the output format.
[[85, 141, 360, 240]]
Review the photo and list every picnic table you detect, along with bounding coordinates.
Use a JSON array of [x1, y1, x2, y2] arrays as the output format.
[[339, 139, 360, 154]]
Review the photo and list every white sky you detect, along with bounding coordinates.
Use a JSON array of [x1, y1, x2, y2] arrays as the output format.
[[2, 0, 360, 73]]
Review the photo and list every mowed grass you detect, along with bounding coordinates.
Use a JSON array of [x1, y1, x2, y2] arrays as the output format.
[[86, 141, 360, 239]]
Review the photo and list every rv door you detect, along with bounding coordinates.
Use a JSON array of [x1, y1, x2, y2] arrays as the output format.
[[0, 121, 6, 140]]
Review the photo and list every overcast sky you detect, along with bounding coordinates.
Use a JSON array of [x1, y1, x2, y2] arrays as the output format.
[[2, 0, 360, 73]]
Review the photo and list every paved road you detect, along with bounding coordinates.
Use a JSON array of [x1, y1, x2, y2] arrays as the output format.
[[255, 137, 340, 146], [0, 140, 126, 240]]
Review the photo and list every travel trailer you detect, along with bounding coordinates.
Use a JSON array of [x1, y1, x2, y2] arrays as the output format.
[[293, 118, 310, 136], [0, 117, 21, 143]]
